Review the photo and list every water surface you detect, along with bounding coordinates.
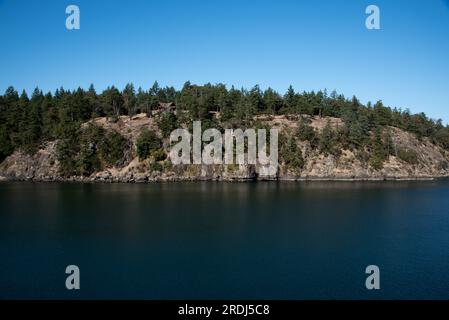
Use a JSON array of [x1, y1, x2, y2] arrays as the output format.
[[1, 180, 449, 299]]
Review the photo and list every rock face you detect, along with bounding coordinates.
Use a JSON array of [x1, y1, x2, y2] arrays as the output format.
[[1, 114, 449, 182], [0, 141, 60, 181]]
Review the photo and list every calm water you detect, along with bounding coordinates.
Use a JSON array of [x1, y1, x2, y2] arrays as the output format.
[[1, 180, 449, 299]]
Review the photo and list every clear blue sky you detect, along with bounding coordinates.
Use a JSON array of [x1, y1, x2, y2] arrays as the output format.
[[0, 0, 448, 122]]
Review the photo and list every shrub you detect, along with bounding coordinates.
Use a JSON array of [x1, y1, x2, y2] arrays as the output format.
[[99, 130, 127, 166], [76, 124, 103, 176], [56, 123, 81, 177], [77, 142, 101, 176], [436, 128, 449, 150], [280, 134, 304, 172], [149, 161, 163, 172], [297, 117, 318, 147], [0, 125, 13, 162], [136, 128, 161, 160], [319, 121, 340, 157], [57, 137, 79, 177], [158, 112, 178, 138], [152, 148, 166, 161], [397, 148, 419, 165], [56, 124, 129, 176], [369, 153, 385, 170], [368, 127, 392, 170]]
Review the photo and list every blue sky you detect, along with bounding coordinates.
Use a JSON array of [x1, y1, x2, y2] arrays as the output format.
[[0, 0, 448, 122]]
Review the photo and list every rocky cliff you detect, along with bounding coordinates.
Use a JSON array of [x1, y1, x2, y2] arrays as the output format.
[[1, 114, 449, 182]]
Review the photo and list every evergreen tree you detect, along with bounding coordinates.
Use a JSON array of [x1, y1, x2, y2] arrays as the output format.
[[158, 112, 178, 138], [87, 84, 101, 117], [101, 86, 123, 119], [2, 81, 449, 172], [373, 100, 392, 126], [248, 85, 264, 113], [297, 117, 318, 148], [369, 126, 390, 170], [136, 87, 149, 115], [263, 88, 283, 115], [319, 120, 339, 156], [136, 128, 161, 160], [280, 133, 304, 172], [284, 85, 296, 112], [122, 83, 136, 116]]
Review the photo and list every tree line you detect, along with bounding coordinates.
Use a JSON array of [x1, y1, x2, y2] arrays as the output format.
[[1, 81, 448, 173]]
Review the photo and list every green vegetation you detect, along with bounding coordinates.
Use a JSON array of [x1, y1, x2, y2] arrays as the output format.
[[57, 123, 128, 177], [319, 121, 340, 157], [136, 128, 161, 160], [157, 112, 178, 138], [368, 127, 394, 170], [280, 133, 304, 172], [1, 82, 448, 174], [149, 161, 163, 173], [397, 148, 419, 165], [99, 130, 128, 166], [297, 117, 318, 148]]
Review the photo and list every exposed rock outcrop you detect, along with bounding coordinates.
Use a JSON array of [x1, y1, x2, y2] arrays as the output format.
[[1, 114, 449, 182]]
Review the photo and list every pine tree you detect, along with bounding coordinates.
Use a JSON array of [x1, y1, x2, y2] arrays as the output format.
[[263, 88, 283, 115], [284, 85, 296, 112], [297, 117, 318, 148], [248, 85, 264, 113], [319, 120, 339, 156], [122, 83, 136, 116]]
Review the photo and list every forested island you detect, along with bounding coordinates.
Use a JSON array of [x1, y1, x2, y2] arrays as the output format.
[[1, 82, 448, 182]]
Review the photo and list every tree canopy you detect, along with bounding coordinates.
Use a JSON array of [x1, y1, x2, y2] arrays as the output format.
[[0, 82, 448, 171]]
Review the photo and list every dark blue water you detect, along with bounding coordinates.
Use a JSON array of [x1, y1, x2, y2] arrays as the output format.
[[1, 180, 449, 299]]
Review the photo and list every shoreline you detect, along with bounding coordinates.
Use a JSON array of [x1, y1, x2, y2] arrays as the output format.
[[1, 174, 448, 183]]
